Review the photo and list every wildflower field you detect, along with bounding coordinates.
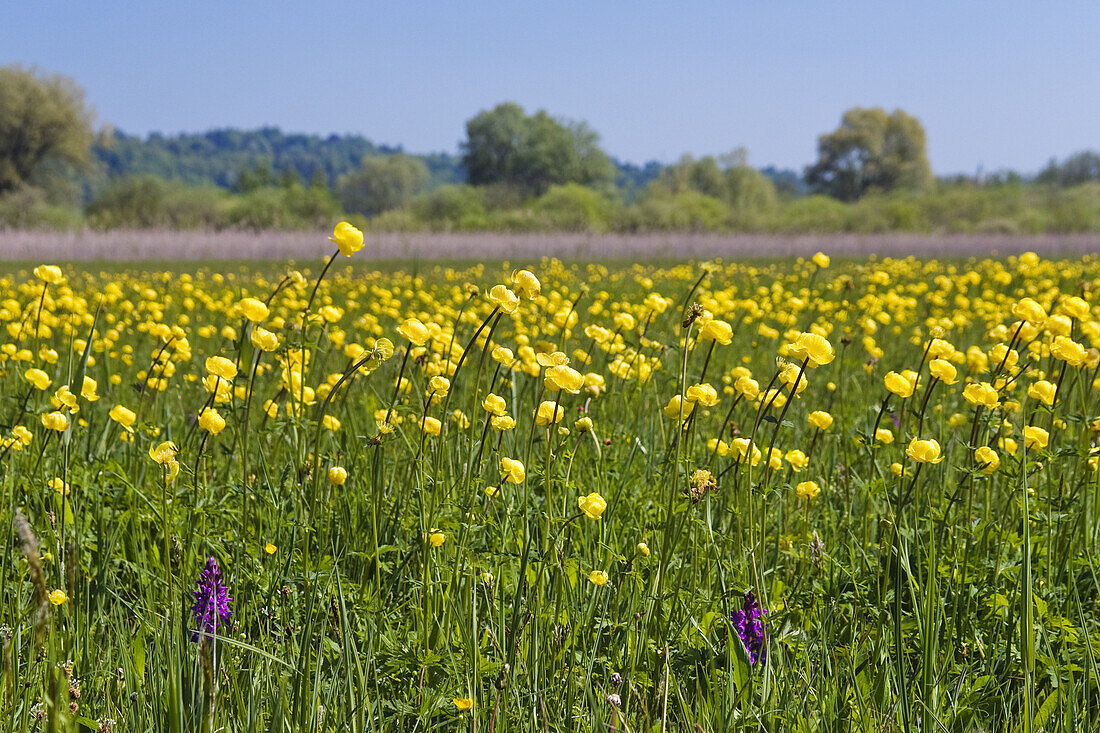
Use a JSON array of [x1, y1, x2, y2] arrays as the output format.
[[5, 226, 1100, 731]]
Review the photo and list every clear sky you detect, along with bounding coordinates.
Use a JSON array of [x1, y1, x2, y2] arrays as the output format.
[[3, 1, 1097, 174]]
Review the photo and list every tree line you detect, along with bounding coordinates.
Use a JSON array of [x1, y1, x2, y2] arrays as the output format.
[[4, 64, 1100, 234]]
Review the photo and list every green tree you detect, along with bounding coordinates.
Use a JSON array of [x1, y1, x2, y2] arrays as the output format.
[[337, 154, 430, 216], [462, 102, 614, 196], [805, 107, 932, 201], [1037, 151, 1100, 187], [0, 66, 94, 196]]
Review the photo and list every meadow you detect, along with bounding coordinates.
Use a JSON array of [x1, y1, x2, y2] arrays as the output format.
[[3, 225, 1100, 731]]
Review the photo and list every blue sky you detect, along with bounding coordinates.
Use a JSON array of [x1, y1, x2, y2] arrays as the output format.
[[3, 1, 1098, 174]]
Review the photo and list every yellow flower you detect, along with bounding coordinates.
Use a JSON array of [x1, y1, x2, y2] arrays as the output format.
[[663, 394, 695, 420], [963, 381, 999, 408], [491, 415, 516, 431], [453, 697, 474, 712], [237, 297, 270, 322], [788, 332, 835, 367], [330, 221, 365, 257], [575, 415, 594, 433], [264, 543, 277, 555], [874, 428, 894, 445], [328, 466, 348, 485], [24, 368, 51, 391], [428, 375, 450, 396], [795, 480, 820, 499], [785, 449, 808, 472], [198, 407, 226, 435], [637, 542, 650, 557], [396, 318, 430, 346], [41, 411, 70, 432], [686, 383, 719, 406], [428, 530, 446, 547], [80, 376, 99, 402], [534, 400, 564, 426], [33, 265, 64, 284], [500, 457, 525, 483], [884, 371, 915, 398], [250, 327, 279, 351], [890, 462, 904, 476], [1023, 425, 1049, 450], [577, 492, 607, 520], [420, 416, 442, 436], [511, 269, 541, 299], [906, 438, 943, 464], [323, 414, 341, 431], [928, 359, 957, 385], [588, 570, 609, 586], [1051, 336, 1087, 366], [1027, 380, 1056, 406], [808, 411, 833, 430], [48, 589, 68, 605], [544, 365, 584, 393], [1061, 296, 1090, 319], [975, 446, 999, 474], [487, 285, 520, 314], [698, 319, 733, 344], [149, 440, 178, 464], [734, 376, 760, 400], [812, 251, 830, 268], [205, 356, 238, 381], [1011, 297, 1047, 325], [48, 477, 69, 496]]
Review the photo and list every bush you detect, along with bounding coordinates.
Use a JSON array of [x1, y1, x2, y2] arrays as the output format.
[[629, 190, 731, 231], [531, 183, 619, 232], [0, 186, 82, 229], [773, 195, 849, 233]]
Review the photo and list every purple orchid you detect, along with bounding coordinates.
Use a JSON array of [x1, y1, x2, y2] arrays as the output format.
[[190, 557, 231, 641], [730, 591, 766, 664]]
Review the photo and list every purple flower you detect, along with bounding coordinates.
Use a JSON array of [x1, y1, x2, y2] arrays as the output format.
[[190, 557, 231, 641], [730, 591, 766, 664]]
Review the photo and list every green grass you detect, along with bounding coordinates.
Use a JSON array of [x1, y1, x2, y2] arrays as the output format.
[[2, 253, 1100, 731]]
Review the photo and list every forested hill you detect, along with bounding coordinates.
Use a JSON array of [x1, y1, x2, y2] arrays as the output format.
[[91, 127, 467, 190]]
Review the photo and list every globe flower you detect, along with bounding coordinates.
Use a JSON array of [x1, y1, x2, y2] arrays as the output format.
[[884, 371, 915, 398], [875, 428, 894, 444], [975, 446, 1000, 474], [420, 416, 442, 436], [482, 393, 507, 416], [149, 440, 178, 464], [1011, 298, 1047, 325], [1051, 336, 1087, 367], [734, 376, 760, 400], [698, 319, 733, 344], [928, 359, 958, 385], [730, 437, 762, 466], [1027, 380, 1056, 406], [264, 543, 277, 555], [328, 466, 348, 485], [396, 318, 430, 346], [1061, 296, 1090, 319], [795, 480, 820, 499], [577, 492, 608, 520], [544, 365, 584, 393], [237, 297, 269, 323], [428, 530, 446, 547], [663, 395, 695, 420], [80, 376, 99, 402], [906, 438, 943, 464], [534, 401, 565, 426], [686, 383, 720, 406], [787, 333, 835, 367], [330, 221, 365, 257], [48, 589, 68, 605], [491, 415, 516, 431], [33, 265, 64, 284], [24, 368, 51, 391], [637, 542, 650, 557], [41, 411, 70, 432], [785, 449, 809, 472], [511, 269, 541, 299], [205, 356, 238, 381], [109, 404, 136, 432], [588, 570, 609, 586], [198, 407, 226, 435], [808, 411, 833, 430], [963, 381, 999, 408], [250, 327, 279, 352], [487, 285, 520, 314], [1023, 425, 1049, 450], [575, 415, 594, 433], [500, 457, 525, 484], [453, 698, 473, 712]]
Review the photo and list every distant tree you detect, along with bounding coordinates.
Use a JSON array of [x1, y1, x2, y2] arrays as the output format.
[[0, 65, 94, 195], [651, 150, 777, 221], [1037, 151, 1100, 187], [337, 154, 431, 216], [805, 107, 932, 201], [462, 103, 615, 196]]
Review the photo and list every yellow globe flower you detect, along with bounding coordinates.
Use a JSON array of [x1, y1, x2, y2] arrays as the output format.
[[588, 570, 609, 586], [686, 383, 719, 407], [544, 365, 584, 394], [1051, 336, 1087, 366], [812, 251, 830, 268], [264, 543, 277, 555], [24, 368, 51, 391], [884, 371, 915, 398], [511, 269, 541, 299], [574, 415, 594, 433], [33, 265, 64, 284], [48, 589, 68, 605], [149, 440, 178, 464], [928, 359, 957, 385], [663, 394, 695, 420], [487, 285, 520, 314], [795, 480, 820, 499], [1023, 425, 1049, 450], [453, 697, 473, 712], [237, 297, 270, 323], [534, 400, 565, 426], [330, 221, 365, 257], [698, 319, 733, 344], [500, 457, 525, 484], [250, 326, 279, 352], [428, 530, 446, 547], [491, 415, 516, 431], [198, 407, 226, 435], [975, 446, 1000, 474], [1011, 298, 1047, 325], [420, 416, 442, 436], [963, 381, 999, 408], [1027, 380, 1056, 406], [637, 542, 650, 557], [577, 492, 607, 520], [41, 411, 70, 432], [788, 332, 835, 367], [875, 428, 894, 445], [906, 438, 943, 464], [109, 404, 136, 432], [482, 393, 507, 416], [328, 466, 348, 485], [396, 318, 430, 346], [205, 356, 238, 381], [808, 410, 833, 430]]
